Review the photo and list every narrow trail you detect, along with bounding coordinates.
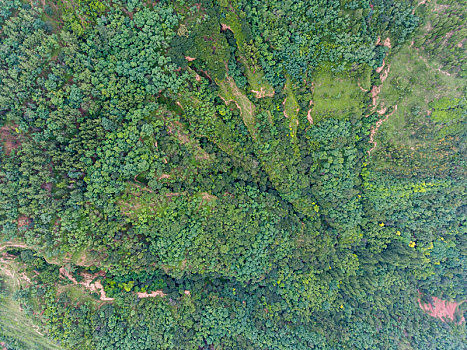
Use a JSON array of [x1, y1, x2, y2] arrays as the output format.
[[219, 76, 257, 139], [368, 105, 398, 155], [0, 242, 181, 302], [367, 37, 396, 155], [0, 242, 29, 252]]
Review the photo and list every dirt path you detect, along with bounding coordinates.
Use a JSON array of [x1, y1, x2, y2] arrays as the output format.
[[307, 108, 313, 125], [413, 0, 429, 14], [0, 242, 29, 252], [219, 76, 257, 139], [368, 105, 398, 155], [366, 43, 396, 155], [282, 79, 300, 134], [0, 242, 192, 301]]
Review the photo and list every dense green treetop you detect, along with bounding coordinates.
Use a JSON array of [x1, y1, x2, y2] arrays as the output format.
[[0, 0, 465, 349]]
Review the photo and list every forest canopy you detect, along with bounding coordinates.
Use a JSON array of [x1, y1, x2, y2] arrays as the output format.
[[0, 0, 465, 349]]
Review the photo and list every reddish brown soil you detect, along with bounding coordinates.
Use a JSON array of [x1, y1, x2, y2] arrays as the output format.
[[307, 109, 313, 125], [377, 107, 387, 115], [357, 82, 368, 92], [419, 296, 465, 324], [282, 97, 289, 118], [371, 85, 381, 107], [376, 59, 385, 74], [17, 215, 32, 228], [0, 242, 32, 289], [41, 182, 53, 193], [380, 64, 391, 82], [220, 23, 233, 32], [0, 125, 21, 156], [0, 242, 29, 252]]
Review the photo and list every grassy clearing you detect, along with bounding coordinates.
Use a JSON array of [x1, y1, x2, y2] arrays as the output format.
[[379, 45, 464, 148], [117, 183, 173, 221], [117, 183, 216, 223], [310, 70, 367, 123], [0, 269, 62, 349], [370, 0, 466, 176], [376, 0, 465, 151], [0, 297, 62, 350], [56, 284, 99, 304]]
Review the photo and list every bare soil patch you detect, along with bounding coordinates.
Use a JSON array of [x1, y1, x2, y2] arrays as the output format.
[[220, 23, 232, 32], [419, 296, 465, 324], [376, 60, 385, 74], [371, 85, 381, 107], [0, 125, 21, 156], [380, 64, 391, 82], [17, 215, 32, 229], [383, 37, 392, 49], [0, 242, 32, 289], [60, 267, 114, 301], [282, 97, 288, 118], [137, 290, 166, 298], [251, 87, 274, 98], [0, 242, 29, 252], [307, 108, 313, 125]]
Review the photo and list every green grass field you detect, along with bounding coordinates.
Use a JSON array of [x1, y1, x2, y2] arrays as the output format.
[[0, 274, 63, 350], [379, 45, 464, 148], [310, 70, 368, 123]]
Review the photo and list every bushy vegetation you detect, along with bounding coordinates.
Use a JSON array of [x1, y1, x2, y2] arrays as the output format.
[[0, 0, 465, 349]]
